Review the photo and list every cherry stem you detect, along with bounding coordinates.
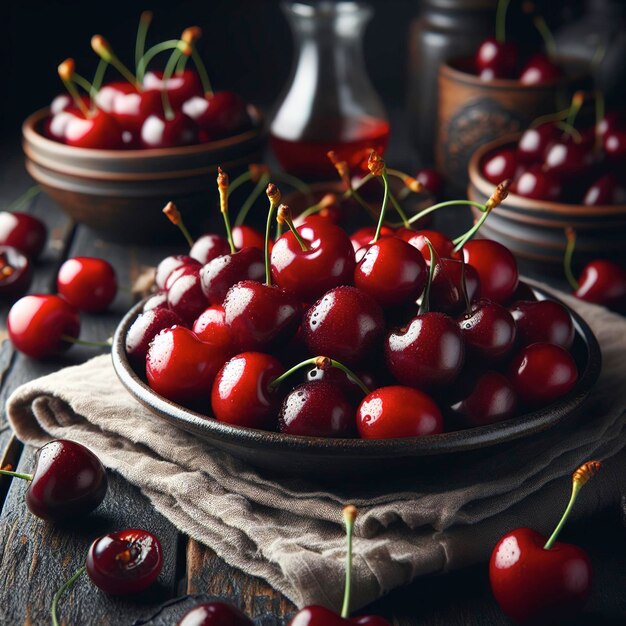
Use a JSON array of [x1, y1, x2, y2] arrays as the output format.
[[3, 185, 41, 213], [265, 185, 282, 285], [90, 59, 109, 112], [340, 505, 357, 619], [161, 45, 187, 121], [594, 90, 605, 153], [544, 461, 601, 550], [418, 240, 437, 316], [235, 173, 270, 227], [407, 200, 486, 226], [217, 168, 236, 254], [92, 36, 138, 88], [60, 335, 112, 349], [135, 11, 153, 76], [272, 172, 312, 200], [60, 78, 90, 118], [495, 0, 510, 43], [296, 193, 338, 224], [530, 108, 569, 129], [373, 170, 390, 243], [163, 202, 194, 248], [554, 121, 582, 143], [189, 47, 213, 96], [453, 207, 490, 252], [0, 469, 33, 481], [533, 15, 556, 59], [51, 565, 86, 626], [563, 227, 580, 291], [71, 72, 98, 104], [277, 204, 309, 253], [565, 91, 585, 133], [136, 40, 182, 85]]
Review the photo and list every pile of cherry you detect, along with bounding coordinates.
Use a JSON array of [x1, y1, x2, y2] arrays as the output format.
[[45, 12, 253, 150], [121, 155, 585, 441]]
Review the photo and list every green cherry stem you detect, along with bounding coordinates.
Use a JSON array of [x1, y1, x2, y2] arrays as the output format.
[[235, 173, 270, 227], [135, 10, 153, 76], [51, 565, 86, 626], [544, 461, 601, 550], [418, 240, 437, 316], [265, 184, 283, 285], [217, 168, 236, 254], [277, 205, 309, 252], [495, 0, 510, 44], [0, 468, 33, 481], [91, 35, 138, 88], [160, 43, 192, 121], [136, 40, 181, 85], [373, 170, 390, 242], [3, 185, 41, 212], [163, 202, 194, 248], [564, 91, 585, 137], [407, 199, 487, 226], [563, 227, 580, 291], [341, 505, 358, 618], [57, 60, 90, 118], [90, 59, 109, 110], [533, 15, 557, 59], [295, 193, 338, 224]]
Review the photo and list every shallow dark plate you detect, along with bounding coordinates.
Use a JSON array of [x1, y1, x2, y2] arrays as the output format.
[[111, 285, 601, 477]]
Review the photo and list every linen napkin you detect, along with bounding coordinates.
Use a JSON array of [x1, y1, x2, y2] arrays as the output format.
[[5, 284, 626, 611]]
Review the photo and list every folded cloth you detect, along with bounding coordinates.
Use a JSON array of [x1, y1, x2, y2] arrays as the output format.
[[6, 283, 626, 610]]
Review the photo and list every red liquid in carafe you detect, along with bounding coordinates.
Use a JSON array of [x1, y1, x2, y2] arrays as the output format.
[[270, 117, 390, 179]]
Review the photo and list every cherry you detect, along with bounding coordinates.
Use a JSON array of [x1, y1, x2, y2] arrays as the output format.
[[189, 233, 230, 264], [125, 307, 183, 363], [146, 326, 228, 406], [143, 291, 168, 312], [516, 123, 560, 163], [167, 269, 209, 324], [155, 255, 202, 290], [481, 148, 518, 185], [511, 165, 562, 201], [7, 294, 80, 359], [597, 111, 624, 139], [223, 280, 301, 352], [518, 54, 561, 85], [140, 111, 198, 148], [404, 230, 456, 261], [0, 245, 33, 295], [573, 260, 626, 313], [302, 286, 385, 367], [306, 366, 377, 405], [507, 342, 578, 407], [182, 91, 251, 140], [603, 129, 626, 164], [475, 37, 517, 79], [177, 602, 253, 626], [56, 257, 117, 312], [543, 139, 595, 180], [0, 211, 47, 259], [458, 299, 516, 362], [0, 439, 107, 520], [462, 240, 518, 304], [94, 81, 136, 114], [232, 225, 267, 252], [192, 305, 234, 354], [108, 88, 162, 139], [349, 225, 395, 253], [430, 258, 480, 315], [357, 385, 442, 439], [61, 110, 125, 149], [414, 167, 444, 197], [354, 236, 427, 308], [211, 352, 284, 429], [143, 68, 204, 109], [86, 528, 163, 594], [583, 174, 626, 206], [490, 461, 600, 625], [509, 300, 574, 349], [385, 312, 465, 391], [278, 381, 356, 437]]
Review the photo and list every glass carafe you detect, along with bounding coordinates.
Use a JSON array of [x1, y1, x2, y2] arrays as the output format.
[[270, 1, 389, 179]]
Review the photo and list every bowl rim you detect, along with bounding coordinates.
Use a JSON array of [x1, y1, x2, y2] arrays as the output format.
[[111, 284, 601, 457], [22, 105, 265, 160], [468, 133, 626, 215]]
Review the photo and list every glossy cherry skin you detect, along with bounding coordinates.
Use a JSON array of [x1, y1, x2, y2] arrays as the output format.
[[415, 167, 444, 197], [458, 299, 516, 362], [481, 148, 518, 185], [430, 258, 480, 315], [56, 257, 117, 312], [302, 286, 385, 366], [192, 305, 234, 354], [62, 110, 125, 149], [7, 294, 80, 359], [232, 225, 267, 253], [543, 141, 594, 180], [125, 308, 183, 363], [140, 111, 198, 149], [223, 280, 301, 352], [583, 174, 626, 206], [385, 312, 465, 391], [603, 129, 626, 164], [357, 385, 442, 439], [279, 381, 355, 437], [24, 439, 107, 520], [518, 54, 561, 85], [0, 211, 47, 259], [167, 270, 209, 324], [507, 343, 578, 407], [475, 37, 518, 79], [146, 326, 228, 406], [449, 370, 517, 427], [155, 255, 202, 291], [462, 240, 518, 304], [271, 221, 356, 302], [86, 528, 163, 595], [105, 88, 161, 139], [200, 247, 265, 305], [289, 607, 391, 625], [177, 602, 253, 626], [490, 527, 592, 625], [349, 226, 395, 253], [182, 91, 251, 140], [516, 123, 560, 163], [306, 366, 376, 405], [143, 69, 204, 109], [509, 300, 574, 349], [190, 233, 231, 265], [211, 352, 283, 429], [511, 165, 562, 201], [94, 81, 136, 113], [403, 229, 455, 260], [0, 245, 32, 295], [574, 259, 626, 313]]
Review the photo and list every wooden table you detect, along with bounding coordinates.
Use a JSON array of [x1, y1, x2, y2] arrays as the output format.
[[1, 142, 625, 626]]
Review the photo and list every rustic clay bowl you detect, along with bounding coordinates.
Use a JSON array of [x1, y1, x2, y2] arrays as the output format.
[[436, 56, 589, 191], [22, 107, 266, 243], [467, 134, 626, 266], [111, 285, 600, 478]]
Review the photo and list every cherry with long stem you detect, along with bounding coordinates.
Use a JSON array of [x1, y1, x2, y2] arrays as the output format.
[[91, 35, 139, 88], [163, 201, 194, 248]]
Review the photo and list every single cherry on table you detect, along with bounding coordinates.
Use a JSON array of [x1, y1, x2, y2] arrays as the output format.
[[56, 256, 118, 312], [177, 601, 253, 626]]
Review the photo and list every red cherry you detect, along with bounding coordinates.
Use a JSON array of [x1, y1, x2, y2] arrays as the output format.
[[517, 123, 560, 163], [94, 81, 136, 113], [574, 259, 626, 313], [509, 300, 574, 349], [462, 240, 518, 304], [0, 245, 33, 296], [140, 111, 198, 149], [177, 602, 253, 626], [143, 291, 168, 312], [583, 174, 626, 206], [189, 233, 231, 264], [167, 268, 210, 324], [62, 110, 125, 149], [511, 165, 562, 201], [192, 305, 234, 354], [278, 381, 355, 437], [490, 527, 592, 625], [354, 237, 427, 308], [543, 140, 594, 179], [125, 307, 183, 363], [146, 326, 228, 406], [404, 230, 456, 260], [271, 221, 356, 302], [0, 211, 47, 259], [223, 280, 301, 352], [603, 129, 626, 164], [507, 343, 578, 407], [232, 225, 268, 252], [86, 528, 163, 595], [385, 312, 465, 390], [182, 91, 251, 140], [155, 255, 202, 290], [349, 225, 395, 252], [290, 606, 392, 625], [143, 69, 204, 109], [211, 352, 284, 429], [475, 37, 518, 79], [414, 167, 444, 197], [0, 439, 107, 521], [430, 258, 481, 315], [357, 386, 442, 439], [306, 365, 376, 405], [7, 294, 80, 359], [518, 54, 562, 85], [481, 148, 519, 185], [302, 286, 385, 367], [56, 256, 117, 312]]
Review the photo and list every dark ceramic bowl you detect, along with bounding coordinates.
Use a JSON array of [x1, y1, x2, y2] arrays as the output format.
[[22, 107, 265, 244], [111, 286, 601, 477], [467, 134, 626, 266]]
